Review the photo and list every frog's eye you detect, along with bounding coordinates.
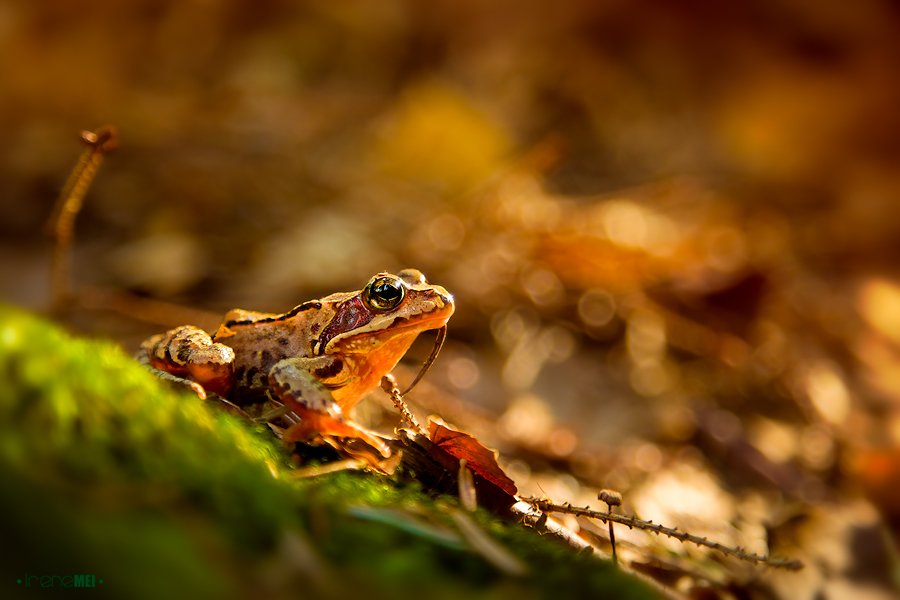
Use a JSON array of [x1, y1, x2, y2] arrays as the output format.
[[364, 275, 405, 312]]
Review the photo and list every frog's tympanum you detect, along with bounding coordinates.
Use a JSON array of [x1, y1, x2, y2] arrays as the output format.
[[140, 269, 454, 456]]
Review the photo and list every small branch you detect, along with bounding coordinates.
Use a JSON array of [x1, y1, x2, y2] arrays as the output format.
[[47, 126, 118, 312], [457, 459, 477, 512], [290, 459, 365, 479], [511, 500, 596, 554], [521, 497, 803, 571], [381, 374, 424, 434]]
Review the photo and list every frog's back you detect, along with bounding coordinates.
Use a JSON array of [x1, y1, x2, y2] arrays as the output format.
[[213, 302, 320, 402]]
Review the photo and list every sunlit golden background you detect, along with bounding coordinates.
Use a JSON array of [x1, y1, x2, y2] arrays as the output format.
[[2, 2, 900, 596]]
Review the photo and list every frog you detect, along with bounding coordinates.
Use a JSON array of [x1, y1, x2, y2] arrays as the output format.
[[139, 269, 454, 457]]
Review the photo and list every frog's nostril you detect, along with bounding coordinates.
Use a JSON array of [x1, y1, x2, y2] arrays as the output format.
[[439, 290, 455, 310]]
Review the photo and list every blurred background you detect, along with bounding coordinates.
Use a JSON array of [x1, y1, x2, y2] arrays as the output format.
[[2, 1, 900, 596]]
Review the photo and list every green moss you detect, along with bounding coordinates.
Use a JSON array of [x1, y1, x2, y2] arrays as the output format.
[[0, 305, 659, 599]]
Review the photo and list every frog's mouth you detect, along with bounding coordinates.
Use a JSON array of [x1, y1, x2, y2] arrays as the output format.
[[376, 306, 453, 335], [323, 303, 452, 351], [319, 287, 454, 353]]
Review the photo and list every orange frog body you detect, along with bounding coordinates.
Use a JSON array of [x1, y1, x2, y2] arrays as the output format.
[[139, 269, 454, 455]]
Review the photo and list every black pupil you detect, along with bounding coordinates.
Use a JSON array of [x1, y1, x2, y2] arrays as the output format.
[[371, 278, 403, 308]]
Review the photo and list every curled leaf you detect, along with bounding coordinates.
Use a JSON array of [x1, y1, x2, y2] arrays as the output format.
[[396, 418, 518, 514], [428, 418, 518, 497]]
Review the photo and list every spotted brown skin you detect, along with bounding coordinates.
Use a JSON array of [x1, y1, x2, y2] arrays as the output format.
[[140, 269, 454, 453]]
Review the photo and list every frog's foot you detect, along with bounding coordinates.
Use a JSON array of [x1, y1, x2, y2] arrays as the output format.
[[137, 342, 251, 419], [282, 407, 391, 458], [269, 358, 391, 458], [140, 325, 235, 398]]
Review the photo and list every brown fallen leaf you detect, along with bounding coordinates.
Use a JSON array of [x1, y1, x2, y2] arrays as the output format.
[[428, 418, 518, 497], [396, 417, 518, 513]]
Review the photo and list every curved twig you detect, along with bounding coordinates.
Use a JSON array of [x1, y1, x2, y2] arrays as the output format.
[[521, 497, 803, 571]]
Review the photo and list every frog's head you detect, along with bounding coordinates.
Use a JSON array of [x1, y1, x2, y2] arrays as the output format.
[[315, 269, 454, 357], [313, 269, 454, 405]]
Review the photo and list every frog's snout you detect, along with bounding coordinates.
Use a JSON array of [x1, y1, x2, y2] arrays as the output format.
[[433, 286, 455, 314]]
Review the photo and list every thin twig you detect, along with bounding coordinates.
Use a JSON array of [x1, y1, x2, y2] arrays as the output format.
[[458, 459, 477, 512], [521, 497, 803, 571], [47, 126, 118, 312], [511, 500, 595, 553], [290, 459, 365, 479], [381, 374, 424, 434]]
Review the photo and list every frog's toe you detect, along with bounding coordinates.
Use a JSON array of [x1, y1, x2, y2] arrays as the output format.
[[284, 409, 391, 458], [141, 325, 235, 398]]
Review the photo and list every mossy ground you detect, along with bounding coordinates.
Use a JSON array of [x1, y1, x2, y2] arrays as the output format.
[[0, 305, 658, 600]]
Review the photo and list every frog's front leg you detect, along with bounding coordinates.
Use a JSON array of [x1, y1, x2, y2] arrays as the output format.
[[268, 357, 390, 458], [141, 325, 235, 398]]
